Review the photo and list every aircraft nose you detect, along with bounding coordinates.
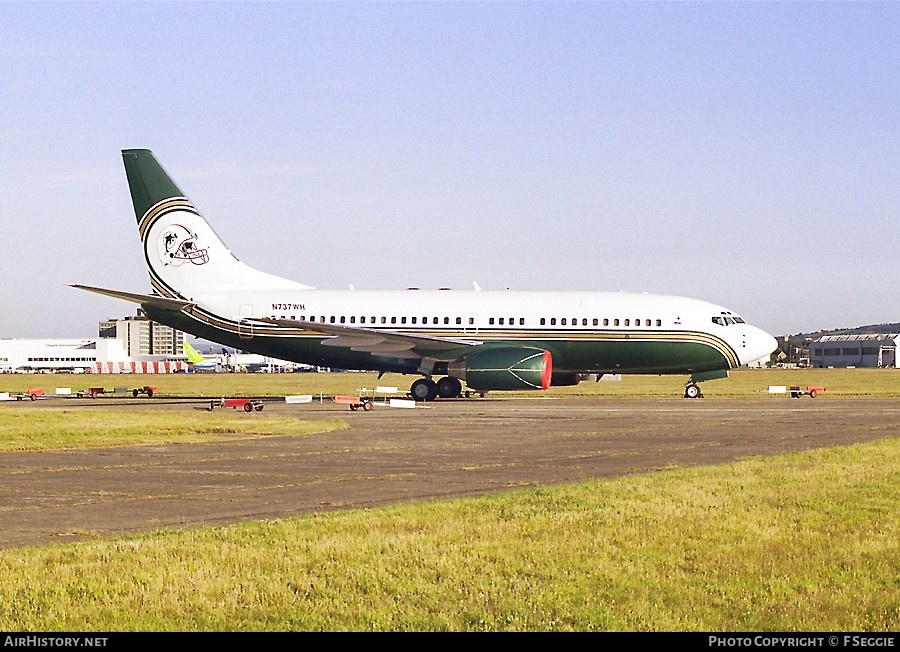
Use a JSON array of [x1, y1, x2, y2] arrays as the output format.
[[741, 326, 778, 366]]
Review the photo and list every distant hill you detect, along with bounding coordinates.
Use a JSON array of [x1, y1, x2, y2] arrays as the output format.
[[790, 323, 900, 341]]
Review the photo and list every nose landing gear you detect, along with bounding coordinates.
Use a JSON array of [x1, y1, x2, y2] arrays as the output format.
[[684, 383, 703, 399], [683, 370, 728, 398]]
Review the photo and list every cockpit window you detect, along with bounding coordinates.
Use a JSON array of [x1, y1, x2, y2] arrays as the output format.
[[712, 315, 744, 326]]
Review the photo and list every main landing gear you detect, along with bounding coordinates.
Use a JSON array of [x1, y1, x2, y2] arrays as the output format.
[[410, 376, 463, 401]]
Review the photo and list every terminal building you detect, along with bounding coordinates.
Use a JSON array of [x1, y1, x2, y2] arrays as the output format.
[[0, 312, 188, 374], [99, 313, 184, 359], [808, 334, 899, 368], [0, 338, 100, 374]]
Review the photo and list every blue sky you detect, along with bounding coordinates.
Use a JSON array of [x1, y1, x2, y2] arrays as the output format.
[[1, 1, 897, 338]]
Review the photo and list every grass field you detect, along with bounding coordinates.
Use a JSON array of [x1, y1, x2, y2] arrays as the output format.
[[0, 368, 897, 631], [0, 409, 347, 452], [0, 439, 896, 631], [4, 367, 900, 400]]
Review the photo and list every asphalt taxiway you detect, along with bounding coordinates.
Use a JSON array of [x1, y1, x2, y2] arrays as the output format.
[[0, 396, 897, 549]]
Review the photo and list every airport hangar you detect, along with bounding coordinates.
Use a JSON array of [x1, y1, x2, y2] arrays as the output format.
[[808, 333, 899, 368]]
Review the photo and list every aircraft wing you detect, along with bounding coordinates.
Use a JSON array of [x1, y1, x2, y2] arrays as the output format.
[[256, 317, 481, 359], [70, 284, 195, 312]]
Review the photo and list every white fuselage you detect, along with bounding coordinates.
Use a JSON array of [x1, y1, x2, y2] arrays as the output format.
[[191, 286, 776, 370]]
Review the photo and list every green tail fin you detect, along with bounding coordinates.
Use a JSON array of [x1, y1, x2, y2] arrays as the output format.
[[122, 149, 186, 223]]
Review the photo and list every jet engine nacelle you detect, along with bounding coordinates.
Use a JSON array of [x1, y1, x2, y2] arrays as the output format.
[[447, 347, 552, 391]]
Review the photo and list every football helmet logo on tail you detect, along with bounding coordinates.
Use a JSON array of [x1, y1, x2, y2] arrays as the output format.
[[158, 224, 210, 266]]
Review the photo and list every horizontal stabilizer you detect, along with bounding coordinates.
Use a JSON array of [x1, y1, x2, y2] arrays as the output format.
[[70, 284, 194, 312]]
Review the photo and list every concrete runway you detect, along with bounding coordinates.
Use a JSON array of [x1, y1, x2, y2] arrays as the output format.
[[1, 396, 897, 550]]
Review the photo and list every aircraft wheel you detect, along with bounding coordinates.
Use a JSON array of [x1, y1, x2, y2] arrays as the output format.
[[436, 376, 462, 399], [684, 383, 702, 399], [410, 378, 438, 402]]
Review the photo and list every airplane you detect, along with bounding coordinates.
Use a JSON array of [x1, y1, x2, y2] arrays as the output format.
[[73, 149, 777, 400], [182, 341, 223, 372]]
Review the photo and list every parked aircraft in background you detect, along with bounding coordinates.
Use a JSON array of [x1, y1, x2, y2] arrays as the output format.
[[73, 149, 777, 400], [182, 341, 223, 372]]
